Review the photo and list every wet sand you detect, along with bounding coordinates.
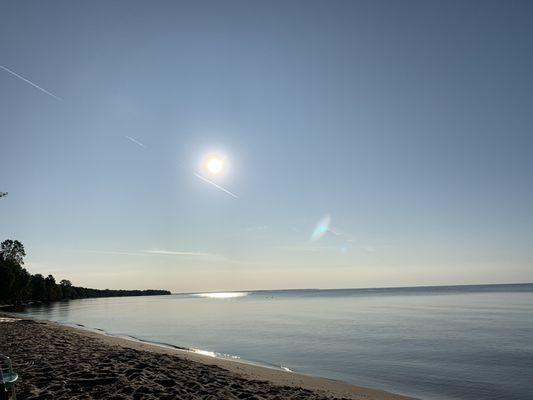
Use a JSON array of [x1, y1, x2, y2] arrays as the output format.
[[0, 313, 413, 399]]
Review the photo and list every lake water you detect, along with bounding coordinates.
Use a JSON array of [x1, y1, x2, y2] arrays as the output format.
[[11, 284, 533, 400]]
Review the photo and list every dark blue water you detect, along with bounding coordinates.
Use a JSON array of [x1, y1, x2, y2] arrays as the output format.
[[13, 284, 533, 399]]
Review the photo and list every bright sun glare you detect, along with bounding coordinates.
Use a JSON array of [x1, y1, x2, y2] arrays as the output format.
[[194, 292, 249, 299], [206, 157, 223, 175]]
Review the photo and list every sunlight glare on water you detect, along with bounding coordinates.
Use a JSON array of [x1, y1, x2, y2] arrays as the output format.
[[192, 349, 217, 357], [193, 292, 249, 299]]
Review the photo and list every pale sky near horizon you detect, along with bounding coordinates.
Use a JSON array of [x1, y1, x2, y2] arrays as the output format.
[[1, 1, 532, 292]]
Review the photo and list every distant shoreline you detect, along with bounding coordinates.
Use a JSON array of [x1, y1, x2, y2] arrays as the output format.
[[0, 289, 172, 308]]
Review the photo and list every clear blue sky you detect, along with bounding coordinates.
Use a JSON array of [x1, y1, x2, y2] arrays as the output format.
[[1, 0, 532, 292]]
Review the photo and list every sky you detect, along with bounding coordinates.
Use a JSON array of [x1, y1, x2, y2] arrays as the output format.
[[1, 0, 532, 292]]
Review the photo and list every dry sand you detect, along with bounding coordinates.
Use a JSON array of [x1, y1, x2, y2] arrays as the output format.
[[0, 313, 413, 400]]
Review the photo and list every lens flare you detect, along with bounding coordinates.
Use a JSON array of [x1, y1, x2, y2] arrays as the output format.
[[311, 214, 331, 241]]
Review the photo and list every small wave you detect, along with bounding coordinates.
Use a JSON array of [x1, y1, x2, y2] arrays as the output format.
[[192, 348, 217, 357]]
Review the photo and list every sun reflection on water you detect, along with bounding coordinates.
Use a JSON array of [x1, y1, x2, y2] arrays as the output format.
[[192, 349, 217, 357], [193, 292, 249, 299]]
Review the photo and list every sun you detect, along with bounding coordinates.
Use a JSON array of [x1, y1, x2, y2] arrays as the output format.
[[205, 155, 224, 175], [207, 157, 223, 174]]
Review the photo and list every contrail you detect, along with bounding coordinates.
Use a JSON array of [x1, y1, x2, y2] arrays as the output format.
[[0, 65, 62, 100], [125, 135, 146, 148], [194, 172, 239, 199]]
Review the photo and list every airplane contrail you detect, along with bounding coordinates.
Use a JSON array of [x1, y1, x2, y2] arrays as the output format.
[[0, 65, 62, 100], [194, 172, 239, 199], [125, 135, 146, 148]]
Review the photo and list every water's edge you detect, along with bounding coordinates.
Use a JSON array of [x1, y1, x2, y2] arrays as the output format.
[[9, 311, 293, 371], [2, 311, 418, 400]]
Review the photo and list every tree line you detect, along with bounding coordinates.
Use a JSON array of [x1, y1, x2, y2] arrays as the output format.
[[0, 239, 171, 305]]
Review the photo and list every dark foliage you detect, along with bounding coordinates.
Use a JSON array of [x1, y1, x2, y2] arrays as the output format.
[[0, 239, 171, 304]]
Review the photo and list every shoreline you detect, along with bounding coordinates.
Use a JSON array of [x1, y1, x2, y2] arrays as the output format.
[[1, 312, 413, 400], [53, 321, 292, 373]]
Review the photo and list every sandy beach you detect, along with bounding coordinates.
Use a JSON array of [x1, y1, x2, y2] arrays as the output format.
[[0, 313, 412, 400]]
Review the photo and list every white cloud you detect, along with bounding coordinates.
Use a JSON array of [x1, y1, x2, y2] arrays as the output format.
[[88, 249, 222, 259]]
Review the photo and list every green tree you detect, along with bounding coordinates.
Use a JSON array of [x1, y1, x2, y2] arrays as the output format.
[[0, 239, 26, 265], [0, 258, 30, 304], [0, 259, 16, 302], [60, 279, 73, 299], [0, 239, 30, 304], [31, 274, 47, 301], [11, 266, 31, 302], [44, 274, 62, 301]]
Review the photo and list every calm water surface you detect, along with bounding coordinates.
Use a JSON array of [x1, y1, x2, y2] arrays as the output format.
[[12, 284, 533, 400]]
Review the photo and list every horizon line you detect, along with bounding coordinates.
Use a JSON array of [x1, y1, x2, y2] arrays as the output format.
[[171, 281, 533, 296]]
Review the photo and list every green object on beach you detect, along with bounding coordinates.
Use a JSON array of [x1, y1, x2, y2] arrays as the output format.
[[0, 355, 17, 400]]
